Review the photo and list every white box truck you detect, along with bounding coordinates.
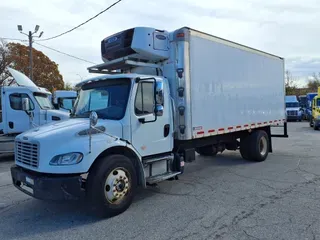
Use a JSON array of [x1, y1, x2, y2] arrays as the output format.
[[0, 68, 70, 154], [10, 27, 287, 217]]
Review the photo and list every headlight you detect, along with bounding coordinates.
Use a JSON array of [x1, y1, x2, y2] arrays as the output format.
[[50, 152, 83, 166]]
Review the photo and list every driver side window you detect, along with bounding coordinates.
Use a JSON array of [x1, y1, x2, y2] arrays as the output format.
[[9, 93, 35, 111], [135, 82, 154, 116]]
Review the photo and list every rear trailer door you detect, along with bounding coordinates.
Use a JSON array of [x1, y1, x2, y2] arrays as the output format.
[[188, 30, 285, 138]]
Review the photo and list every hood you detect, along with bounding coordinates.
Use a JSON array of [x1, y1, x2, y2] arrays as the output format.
[[17, 118, 123, 140], [46, 109, 70, 121]]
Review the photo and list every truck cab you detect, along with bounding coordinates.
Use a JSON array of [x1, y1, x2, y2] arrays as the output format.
[[50, 90, 77, 112], [285, 95, 302, 121], [310, 88, 320, 130], [306, 92, 317, 121], [0, 67, 70, 153]]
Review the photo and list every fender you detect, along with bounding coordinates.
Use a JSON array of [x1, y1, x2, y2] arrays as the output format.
[[89, 139, 147, 188]]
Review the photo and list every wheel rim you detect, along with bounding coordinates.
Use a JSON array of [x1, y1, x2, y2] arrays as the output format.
[[104, 167, 131, 204], [259, 136, 267, 156]]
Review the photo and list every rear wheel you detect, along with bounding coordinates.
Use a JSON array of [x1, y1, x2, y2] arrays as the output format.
[[240, 130, 269, 162], [86, 154, 137, 218], [195, 145, 218, 156], [314, 121, 319, 130]]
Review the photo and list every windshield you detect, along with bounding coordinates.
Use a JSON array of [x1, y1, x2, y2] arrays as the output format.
[[286, 102, 299, 108], [34, 93, 54, 109], [72, 79, 131, 120], [59, 97, 76, 110]]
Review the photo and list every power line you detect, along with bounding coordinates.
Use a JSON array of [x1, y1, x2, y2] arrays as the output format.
[[34, 42, 98, 65], [36, 0, 123, 42]]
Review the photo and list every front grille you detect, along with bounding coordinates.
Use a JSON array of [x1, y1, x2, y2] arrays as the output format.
[[287, 110, 297, 116], [15, 141, 39, 168]]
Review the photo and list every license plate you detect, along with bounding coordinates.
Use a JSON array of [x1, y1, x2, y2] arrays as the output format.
[[26, 176, 34, 185]]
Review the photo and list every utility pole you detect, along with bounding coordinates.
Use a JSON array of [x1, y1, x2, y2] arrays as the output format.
[[17, 25, 43, 81]]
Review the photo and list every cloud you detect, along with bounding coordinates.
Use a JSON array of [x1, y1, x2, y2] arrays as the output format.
[[1, 0, 320, 86]]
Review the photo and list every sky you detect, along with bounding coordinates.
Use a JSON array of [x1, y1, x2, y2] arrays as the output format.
[[1, 0, 320, 87]]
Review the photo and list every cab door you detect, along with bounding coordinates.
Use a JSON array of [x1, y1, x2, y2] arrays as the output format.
[[130, 78, 173, 157], [5, 91, 36, 134]]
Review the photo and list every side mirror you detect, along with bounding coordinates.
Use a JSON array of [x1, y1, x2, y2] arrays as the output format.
[[155, 104, 164, 116], [155, 81, 164, 105], [89, 111, 98, 127], [22, 97, 31, 111]]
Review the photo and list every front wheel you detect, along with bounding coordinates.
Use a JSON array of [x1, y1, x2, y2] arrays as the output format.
[[86, 154, 137, 218]]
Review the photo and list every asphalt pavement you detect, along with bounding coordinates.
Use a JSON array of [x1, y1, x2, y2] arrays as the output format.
[[1, 122, 320, 240]]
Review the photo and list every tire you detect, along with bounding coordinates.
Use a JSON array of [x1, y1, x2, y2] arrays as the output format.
[[240, 136, 251, 160], [86, 154, 137, 218], [314, 122, 319, 130], [195, 145, 218, 156], [240, 130, 269, 162]]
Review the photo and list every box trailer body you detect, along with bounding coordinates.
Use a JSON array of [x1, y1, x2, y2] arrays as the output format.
[[164, 28, 286, 140], [11, 26, 287, 217]]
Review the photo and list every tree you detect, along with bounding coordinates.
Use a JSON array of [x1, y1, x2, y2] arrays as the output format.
[[0, 39, 12, 85], [285, 70, 297, 95], [64, 82, 74, 90], [0, 41, 64, 92], [307, 73, 320, 92]]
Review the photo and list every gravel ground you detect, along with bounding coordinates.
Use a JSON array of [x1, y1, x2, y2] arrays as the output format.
[[1, 122, 320, 240]]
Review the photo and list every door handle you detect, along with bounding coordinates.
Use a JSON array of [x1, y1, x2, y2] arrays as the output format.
[[164, 124, 170, 137]]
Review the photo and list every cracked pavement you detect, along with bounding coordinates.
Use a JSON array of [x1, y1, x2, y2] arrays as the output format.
[[1, 122, 320, 240]]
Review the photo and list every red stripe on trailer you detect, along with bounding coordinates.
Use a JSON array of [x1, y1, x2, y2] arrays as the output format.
[[228, 127, 233, 130], [258, 122, 262, 125], [274, 120, 278, 122], [244, 124, 249, 127], [269, 121, 273, 123], [264, 122, 267, 124], [218, 128, 224, 131], [236, 126, 241, 129], [197, 131, 204, 135], [208, 129, 215, 133], [251, 123, 256, 126]]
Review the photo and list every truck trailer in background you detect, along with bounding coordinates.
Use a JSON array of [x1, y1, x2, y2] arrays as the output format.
[[11, 26, 288, 217]]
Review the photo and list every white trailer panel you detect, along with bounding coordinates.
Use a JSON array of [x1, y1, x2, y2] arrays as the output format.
[[183, 29, 285, 139]]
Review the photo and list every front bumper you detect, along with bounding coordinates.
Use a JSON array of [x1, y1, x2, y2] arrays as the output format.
[[287, 115, 301, 121], [11, 165, 85, 201]]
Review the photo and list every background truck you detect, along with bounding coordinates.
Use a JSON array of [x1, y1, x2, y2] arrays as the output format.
[[285, 95, 302, 121], [49, 90, 77, 112], [306, 92, 317, 121], [10, 26, 287, 217], [298, 95, 307, 120], [0, 67, 70, 154], [310, 87, 320, 130]]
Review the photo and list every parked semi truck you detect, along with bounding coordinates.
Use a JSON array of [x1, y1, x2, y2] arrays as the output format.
[[306, 92, 317, 120], [285, 95, 302, 121], [310, 87, 320, 130], [10, 27, 287, 217], [0, 68, 69, 154], [50, 90, 77, 112], [298, 95, 307, 120]]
